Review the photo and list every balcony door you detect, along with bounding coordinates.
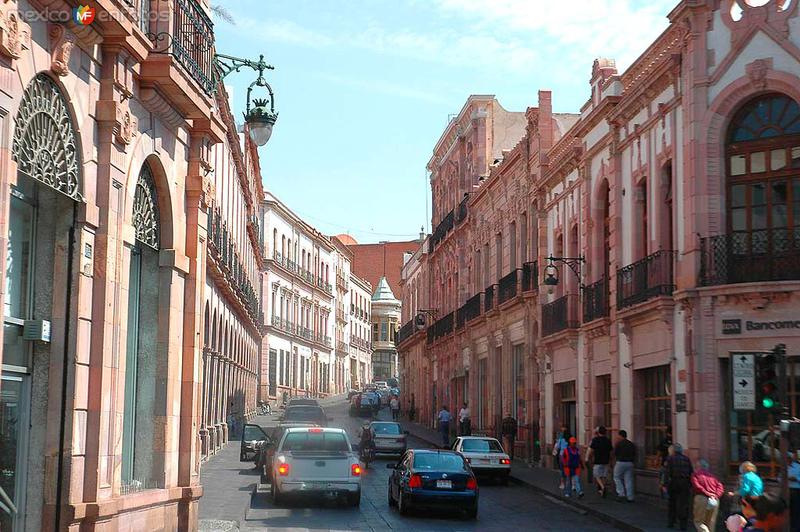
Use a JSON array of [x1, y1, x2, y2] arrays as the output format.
[[726, 93, 800, 282]]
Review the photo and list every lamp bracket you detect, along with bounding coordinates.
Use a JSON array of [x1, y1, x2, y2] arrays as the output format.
[[546, 255, 586, 290], [213, 53, 275, 94]]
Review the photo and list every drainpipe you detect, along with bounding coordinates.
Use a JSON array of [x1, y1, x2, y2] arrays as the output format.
[[55, 203, 77, 531]]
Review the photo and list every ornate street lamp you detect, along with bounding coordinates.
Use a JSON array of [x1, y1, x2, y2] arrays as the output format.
[[214, 53, 278, 147], [542, 255, 585, 292]]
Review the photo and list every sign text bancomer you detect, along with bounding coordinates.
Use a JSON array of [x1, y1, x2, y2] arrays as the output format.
[[743, 319, 800, 331]]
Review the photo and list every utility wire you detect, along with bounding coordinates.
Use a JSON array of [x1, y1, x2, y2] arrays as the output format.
[[291, 209, 418, 238]]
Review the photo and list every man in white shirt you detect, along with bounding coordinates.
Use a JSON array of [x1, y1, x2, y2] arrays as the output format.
[[390, 395, 400, 420], [458, 402, 471, 436], [437, 406, 452, 447]]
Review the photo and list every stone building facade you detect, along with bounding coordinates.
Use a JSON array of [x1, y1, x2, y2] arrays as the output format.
[[398, 0, 800, 490], [370, 277, 401, 381], [349, 271, 374, 387], [0, 0, 262, 529]]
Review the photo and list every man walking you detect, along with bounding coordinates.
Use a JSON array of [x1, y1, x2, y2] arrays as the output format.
[[501, 413, 518, 459], [788, 451, 800, 531], [390, 395, 400, 421], [691, 458, 724, 532], [664, 443, 693, 530], [613, 429, 636, 502], [587, 426, 613, 497], [458, 402, 471, 436], [437, 405, 452, 448], [561, 437, 585, 498]]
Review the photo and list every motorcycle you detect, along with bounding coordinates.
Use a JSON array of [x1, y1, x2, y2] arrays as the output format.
[[258, 402, 272, 415], [359, 442, 375, 469]]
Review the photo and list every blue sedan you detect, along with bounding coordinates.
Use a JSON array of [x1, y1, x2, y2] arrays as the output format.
[[387, 449, 478, 519]]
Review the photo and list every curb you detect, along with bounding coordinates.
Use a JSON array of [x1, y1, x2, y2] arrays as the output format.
[[404, 424, 644, 532]]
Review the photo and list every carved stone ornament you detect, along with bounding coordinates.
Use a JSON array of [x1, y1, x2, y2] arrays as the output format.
[[115, 100, 138, 146], [49, 23, 75, 77], [201, 176, 216, 208], [746, 58, 772, 91], [0, 5, 29, 59]]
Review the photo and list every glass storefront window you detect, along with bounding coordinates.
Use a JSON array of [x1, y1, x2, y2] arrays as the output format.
[[4, 194, 33, 321], [641, 365, 671, 469], [0, 375, 26, 531]]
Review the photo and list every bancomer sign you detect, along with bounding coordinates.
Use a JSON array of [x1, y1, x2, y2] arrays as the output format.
[[718, 314, 800, 338]]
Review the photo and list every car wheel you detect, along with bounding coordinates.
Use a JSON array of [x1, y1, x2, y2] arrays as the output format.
[[348, 490, 361, 507], [398, 490, 411, 516], [271, 481, 283, 506], [388, 484, 397, 507]]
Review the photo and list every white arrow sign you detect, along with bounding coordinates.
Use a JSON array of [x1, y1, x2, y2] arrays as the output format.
[[732, 353, 755, 411]]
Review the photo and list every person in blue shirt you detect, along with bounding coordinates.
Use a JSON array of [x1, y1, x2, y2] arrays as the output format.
[[738, 461, 764, 498], [787, 451, 800, 530], [437, 405, 452, 448]]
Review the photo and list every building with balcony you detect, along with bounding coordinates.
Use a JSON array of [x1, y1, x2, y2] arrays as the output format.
[[398, 0, 800, 494], [349, 272, 374, 387], [371, 277, 401, 381], [338, 234, 424, 296], [0, 0, 244, 529], [261, 193, 335, 402]]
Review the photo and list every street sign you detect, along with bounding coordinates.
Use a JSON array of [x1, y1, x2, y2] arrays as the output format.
[[732, 353, 756, 411]]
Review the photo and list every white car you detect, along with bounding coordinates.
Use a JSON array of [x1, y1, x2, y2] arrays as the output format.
[[271, 427, 362, 506], [452, 436, 511, 484]]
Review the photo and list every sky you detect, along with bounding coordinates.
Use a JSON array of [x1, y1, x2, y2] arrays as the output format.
[[214, 0, 677, 243]]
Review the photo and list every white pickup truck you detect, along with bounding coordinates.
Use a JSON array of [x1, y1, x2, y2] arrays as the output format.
[[271, 427, 362, 507]]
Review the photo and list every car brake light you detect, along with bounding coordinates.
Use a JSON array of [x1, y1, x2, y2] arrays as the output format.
[[500, 458, 510, 465], [466, 477, 478, 490], [351, 463, 362, 476], [278, 463, 290, 476], [408, 474, 423, 489], [309, 428, 323, 433]]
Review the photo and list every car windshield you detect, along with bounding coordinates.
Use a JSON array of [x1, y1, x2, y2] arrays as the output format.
[[284, 406, 324, 421], [461, 439, 504, 453], [413, 453, 468, 472], [282, 431, 350, 452], [242, 425, 266, 442], [372, 423, 401, 435]]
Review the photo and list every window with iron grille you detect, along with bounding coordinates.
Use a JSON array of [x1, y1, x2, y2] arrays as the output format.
[[640, 365, 671, 469]]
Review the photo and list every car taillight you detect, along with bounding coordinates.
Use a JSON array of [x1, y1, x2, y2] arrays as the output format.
[[408, 474, 423, 489], [278, 463, 290, 476], [351, 463, 362, 476], [500, 458, 510, 465], [466, 477, 478, 490], [309, 428, 323, 433]]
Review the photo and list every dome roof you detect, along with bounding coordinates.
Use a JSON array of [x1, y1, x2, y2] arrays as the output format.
[[335, 233, 358, 245], [371, 276, 399, 303]]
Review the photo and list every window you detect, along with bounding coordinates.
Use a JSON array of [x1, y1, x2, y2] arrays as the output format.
[[513, 344, 525, 434], [556, 381, 577, 439], [641, 365, 671, 469], [510, 221, 517, 270], [495, 232, 503, 279], [597, 374, 612, 430], [726, 94, 800, 265], [520, 213, 528, 263], [478, 358, 487, 429]]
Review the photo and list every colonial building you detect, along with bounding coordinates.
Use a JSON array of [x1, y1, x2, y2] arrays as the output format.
[[260, 192, 335, 401], [349, 271, 374, 387], [0, 0, 258, 529], [370, 277, 401, 380], [398, 0, 800, 492]]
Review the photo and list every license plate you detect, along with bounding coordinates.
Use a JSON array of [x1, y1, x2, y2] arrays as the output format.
[[305, 482, 326, 490], [491, 459, 498, 465], [436, 480, 452, 489]]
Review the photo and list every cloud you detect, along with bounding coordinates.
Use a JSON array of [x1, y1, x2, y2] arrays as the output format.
[[236, 17, 335, 49], [313, 72, 451, 103]]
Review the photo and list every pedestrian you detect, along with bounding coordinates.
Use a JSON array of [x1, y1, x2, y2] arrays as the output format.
[[738, 461, 764, 498], [458, 402, 471, 436], [664, 443, 693, 530], [437, 405, 452, 448], [390, 395, 400, 421], [587, 426, 613, 498], [659, 426, 673, 499], [691, 458, 724, 532], [613, 429, 636, 502], [501, 413, 518, 459], [553, 425, 570, 490], [741, 494, 788, 531], [409, 394, 416, 421], [787, 451, 800, 531], [561, 437, 585, 498]]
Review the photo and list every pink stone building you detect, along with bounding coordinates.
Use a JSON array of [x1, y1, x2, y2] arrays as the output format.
[[0, 0, 262, 529], [398, 0, 800, 494]]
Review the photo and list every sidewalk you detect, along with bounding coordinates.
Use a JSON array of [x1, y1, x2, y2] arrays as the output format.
[[402, 419, 674, 532]]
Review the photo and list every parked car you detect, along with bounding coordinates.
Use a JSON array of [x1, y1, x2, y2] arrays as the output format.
[[281, 405, 330, 426], [287, 398, 320, 407], [387, 377, 399, 388], [271, 427, 362, 507], [451, 436, 511, 484], [349, 392, 379, 416], [347, 389, 360, 400], [373, 381, 388, 389], [370, 421, 408, 455], [256, 422, 319, 483], [240, 423, 270, 462], [387, 449, 478, 519]]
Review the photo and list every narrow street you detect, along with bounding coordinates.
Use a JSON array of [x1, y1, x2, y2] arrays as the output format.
[[198, 396, 609, 531]]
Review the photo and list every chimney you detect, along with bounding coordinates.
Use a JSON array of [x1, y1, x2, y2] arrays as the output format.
[[419, 226, 425, 241], [538, 90, 554, 151]]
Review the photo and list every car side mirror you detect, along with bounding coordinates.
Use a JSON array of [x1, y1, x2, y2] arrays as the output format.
[[386, 463, 396, 469]]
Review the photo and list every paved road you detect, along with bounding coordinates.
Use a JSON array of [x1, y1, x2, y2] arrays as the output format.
[[199, 397, 610, 531]]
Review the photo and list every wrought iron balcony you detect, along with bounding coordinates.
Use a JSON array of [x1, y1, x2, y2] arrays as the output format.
[[396, 320, 416, 346], [456, 305, 466, 330], [429, 208, 455, 253], [456, 195, 469, 225], [336, 340, 349, 354], [484, 285, 497, 313], [147, 0, 216, 95], [583, 276, 610, 323], [464, 293, 482, 322], [498, 269, 520, 305], [426, 326, 435, 344], [522, 261, 538, 292], [542, 294, 580, 337], [616, 250, 675, 310], [427, 312, 454, 343], [700, 230, 800, 286]]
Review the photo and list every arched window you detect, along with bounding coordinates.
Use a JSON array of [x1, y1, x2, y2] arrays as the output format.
[[726, 94, 800, 271], [122, 162, 162, 489]]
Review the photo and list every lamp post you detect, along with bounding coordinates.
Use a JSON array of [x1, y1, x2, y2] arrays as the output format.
[[214, 53, 278, 147], [542, 255, 585, 292]]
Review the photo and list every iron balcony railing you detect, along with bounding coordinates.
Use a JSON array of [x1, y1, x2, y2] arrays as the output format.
[[616, 250, 675, 309], [456, 305, 466, 330], [456, 195, 469, 225], [522, 261, 538, 292], [484, 285, 497, 313], [700, 229, 800, 286], [542, 294, 580, 337], [428, 208, 455, 253], [426, 326, 435, 344], [464, 293, 482, 322], [583, 276, 610, 323], [148, 0, 216, 94], [336, 340, 349, 354], [429, 312, 454, 342], [396, 320, 416, 346], [498, 269, 519, 305]]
